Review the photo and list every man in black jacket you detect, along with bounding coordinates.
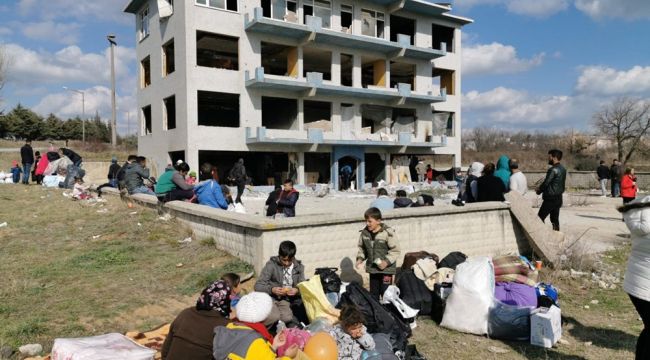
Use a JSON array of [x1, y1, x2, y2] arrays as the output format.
[[596, 160, 609, 197], [536, 149, 567, 231], [610, 159, 622, 198], [20, 140, 34, 185], [59, 147, 83, 167]]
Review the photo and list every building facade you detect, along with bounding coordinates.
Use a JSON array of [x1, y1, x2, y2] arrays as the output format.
[[125, 0, 472, 189]]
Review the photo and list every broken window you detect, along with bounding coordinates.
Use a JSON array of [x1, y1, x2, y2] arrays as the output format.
[[361, 105, 391, 135], [303, 47, 331, 81], [361, 9, 384, 38], [262, 97, 298, 130], [261, 42, 298, 77], [162, 39, 175, 76], [390, 61, 415, 90], [432, 68, 455, 95], [197, 91, 239, 127], [142, 105, 152, 135], [197, 31, 239, 70], [432, 24, 454, 52], [138, 6, 149, 41], [433, 111, 454, 137], [341, 53, 353, 86], [361, 56, 385, 88], [141, 56, 151, 88], [341, 4, 353, 33], [391, 108, 416, 135], [262, 0, 291, 20], [390, 15, 415, 45], [195, 0, 237, 11], [304, 100, 332, 132], [304, 0, 331, 28], [164, 95, 176, 130]]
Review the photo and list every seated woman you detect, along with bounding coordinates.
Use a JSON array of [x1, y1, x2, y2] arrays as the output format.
[[155, 162, 195, 201], [194, 165, 229, 210], [161, 280, 232, 360]]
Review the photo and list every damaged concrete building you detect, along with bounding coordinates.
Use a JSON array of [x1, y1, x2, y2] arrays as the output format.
[[125, 0, 472, 189]]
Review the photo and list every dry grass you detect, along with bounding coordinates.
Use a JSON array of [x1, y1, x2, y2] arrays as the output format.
[[0, 185, 251, 353]]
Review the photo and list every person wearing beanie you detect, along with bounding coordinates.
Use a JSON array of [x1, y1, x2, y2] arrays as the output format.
[[213, 292, 299, 360], [162, 280, 232, 360], [96, 157, 123, 197]]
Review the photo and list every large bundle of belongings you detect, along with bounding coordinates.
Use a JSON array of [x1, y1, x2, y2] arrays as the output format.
[[397, 251, 561, 348]]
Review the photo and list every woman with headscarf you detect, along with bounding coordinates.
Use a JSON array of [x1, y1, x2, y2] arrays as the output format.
[[465, 162, 484, 203], [494, 155, 511, 191], [162, 280, 232, 360], [619, 196, 650, 359]]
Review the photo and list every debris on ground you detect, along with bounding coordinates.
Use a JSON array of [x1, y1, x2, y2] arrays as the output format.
[[18, 344, 42, 356]]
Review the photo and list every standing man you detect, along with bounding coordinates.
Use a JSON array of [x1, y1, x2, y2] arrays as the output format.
[[596, 160, 610, 197], [536, 149, 567, 231], [610, 159, 622, 198], [20, 140, 34, 185], [340, 164, 352, 190], [228, 158, 247, 204], [415, 160, 427, 183], [276, 179, 299, 218], [509, 159, 528, 195]]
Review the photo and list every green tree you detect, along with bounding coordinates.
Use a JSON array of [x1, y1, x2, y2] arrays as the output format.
[[3, 104, 44, 140], [42, 113, 64, 140], [62, 117, 83, 140]]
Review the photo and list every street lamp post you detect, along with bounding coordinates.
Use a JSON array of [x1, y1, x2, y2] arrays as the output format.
[[63, 86, 85, 144], [108, 34, 117, 148]]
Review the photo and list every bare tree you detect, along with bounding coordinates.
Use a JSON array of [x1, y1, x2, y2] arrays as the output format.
[[593, 98, 650, 164]]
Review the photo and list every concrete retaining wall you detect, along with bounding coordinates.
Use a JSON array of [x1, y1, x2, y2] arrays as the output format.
[[113, 189, 529, 275], [524, 171, 650, 191]]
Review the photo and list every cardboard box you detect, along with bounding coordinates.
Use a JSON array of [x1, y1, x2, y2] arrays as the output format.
[[530, 305, 562, 348]]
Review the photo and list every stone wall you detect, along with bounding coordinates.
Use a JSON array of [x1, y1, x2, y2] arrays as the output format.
[[524, 171, 650, 191], [119, 189, 529, 275]]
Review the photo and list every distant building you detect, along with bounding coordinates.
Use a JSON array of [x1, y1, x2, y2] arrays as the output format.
[[124, 0, 472, 189]]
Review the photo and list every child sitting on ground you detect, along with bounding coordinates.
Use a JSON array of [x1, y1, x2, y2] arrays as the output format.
[[72, 176, 91, 200], [254, 240, 305, 327], [221, 272, 242, 319], [329, 304, 375, 360], [10, 160, 22, 184], [356, 207, 401, 301]]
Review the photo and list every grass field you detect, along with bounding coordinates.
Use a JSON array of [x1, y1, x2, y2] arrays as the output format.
[[0, 185, 641, 359]]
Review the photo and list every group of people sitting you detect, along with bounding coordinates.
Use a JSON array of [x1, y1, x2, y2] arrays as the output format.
[[452, 155, 528, 205], [369, 188, 435, 212]]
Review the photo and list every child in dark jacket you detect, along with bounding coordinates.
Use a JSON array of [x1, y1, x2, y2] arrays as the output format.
[[10, 160, 22, 183], [356, 207, 401, 301], [276, 179, 299, 218], [254, 241, 305, 327]]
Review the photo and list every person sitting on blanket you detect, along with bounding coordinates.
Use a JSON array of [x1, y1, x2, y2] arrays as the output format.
[[72, 176, 91, 200], [329, 303, 375, 360], [162, 280, 232, 360]]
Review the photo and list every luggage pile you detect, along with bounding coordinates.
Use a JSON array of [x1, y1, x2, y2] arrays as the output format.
[[397, 251, 562, 348]]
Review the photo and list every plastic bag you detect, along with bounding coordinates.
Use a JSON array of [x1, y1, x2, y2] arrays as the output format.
[[487, 301, 532, 341], [440, 257, 494, 335], [297, 275, 341, 323], [52, 333, 156, 360]]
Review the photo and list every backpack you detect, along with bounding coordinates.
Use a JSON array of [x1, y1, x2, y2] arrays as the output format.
[[438, 251, 467, 270], [337, 283, 411, 352], [314, 267, 342, 293], [395, 270, 433, 316]]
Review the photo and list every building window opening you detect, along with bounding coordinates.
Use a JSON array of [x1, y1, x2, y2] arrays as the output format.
[[262, 97, 298, 130], [433, 111, 454, 137], [432, 68, 455, 95], [391, 108, 416, 135], [142, 105, 152, 135], [195, 0, 237, 12], [199, 151, 288, 186], [139, 6, 150, 40], [304, 0, 331, 28], [196, 31, 239, 70], [162, 39, 175, 76], [305, 153, 330, 184], [261, 42, 298, 77], [303, 47, 331, 81], [390, 15, 414, 45], [164, 95, 176, 130], [390, 61, 415, 90], [365, 153, 385, 184], [361, 56, 385, 88], [341, 53, 353, 86], [341, 4, 352, 33], [304, 100, 332, 132], [141, 56, 151, 88], [197, 91, 239, 127], [432, 24, 454, 52], [361, 105, 391, 135], [262, 0, 298, 21], [361, 9, 384, 38]]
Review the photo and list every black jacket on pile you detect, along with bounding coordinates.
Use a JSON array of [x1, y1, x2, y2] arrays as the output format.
[[477, 175, 506, 202], [393, 197, 413, 208], [21, 144, 34, 164], [62, 148, 82, 164], [537, 163, 566, 199], [597, 165, 610, 180]]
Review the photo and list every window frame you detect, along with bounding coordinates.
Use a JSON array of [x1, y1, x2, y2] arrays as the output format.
[[162, 39, 175, 77], [361, 8, 385, 39], [140, 56, 151, 89], [195, 0, 238, 13], [138, 6, 150, 41], [340, 4, 353, 32]]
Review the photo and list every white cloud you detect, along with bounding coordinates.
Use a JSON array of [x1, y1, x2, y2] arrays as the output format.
[[22, 21, 82, 45], [17, 0, 131, 24], [576, 65, 650, 96], [575, 0, 650, 20], [454, 0, 568, 17], [0, 27, 12, 36], [463, 87, 528, 110], [462, 42, 545, 76]]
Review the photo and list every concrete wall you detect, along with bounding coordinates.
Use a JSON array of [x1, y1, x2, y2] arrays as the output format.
[[116, 188, 528, 275], [525, 171, 650, 191]]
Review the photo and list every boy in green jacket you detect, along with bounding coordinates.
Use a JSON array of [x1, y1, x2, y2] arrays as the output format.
[[356, 207, 400, 301]]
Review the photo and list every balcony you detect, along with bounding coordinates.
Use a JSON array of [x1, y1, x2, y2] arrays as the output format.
[[244, 8, 446, 61], [245, 67, 445, 104]]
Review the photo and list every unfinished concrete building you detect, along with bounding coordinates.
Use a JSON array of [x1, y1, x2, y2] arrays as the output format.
[[125, 0, 472, 189]]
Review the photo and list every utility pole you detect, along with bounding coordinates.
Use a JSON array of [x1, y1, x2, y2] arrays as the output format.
[[108, 34, 117, 147]]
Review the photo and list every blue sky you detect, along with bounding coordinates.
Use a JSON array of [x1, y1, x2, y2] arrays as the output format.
[[0, 0, 649, 134]]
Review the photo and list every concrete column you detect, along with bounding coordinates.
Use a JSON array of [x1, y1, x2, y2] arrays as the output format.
[[352, 55, 361, 88], [357, 156, 366, 191], [384, 152, 391, 183], [331, 154, 339, 190], [298, 151, 305, 185], [332, 51, 341, 85], [187, 148, 199, 179]]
